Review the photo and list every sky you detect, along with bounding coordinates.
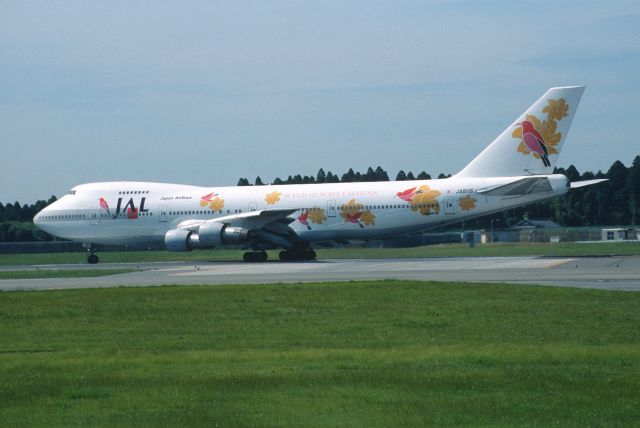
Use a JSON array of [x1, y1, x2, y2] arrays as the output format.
[[1, 0, 639, 203]]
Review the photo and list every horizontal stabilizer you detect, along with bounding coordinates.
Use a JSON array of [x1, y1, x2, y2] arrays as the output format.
[[477, 177, 553, 196], [570, 179, 609, 189]]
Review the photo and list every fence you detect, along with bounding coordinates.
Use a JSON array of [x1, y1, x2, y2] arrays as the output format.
[[0, 241, 165, 254], [1, 226, 638, 254]]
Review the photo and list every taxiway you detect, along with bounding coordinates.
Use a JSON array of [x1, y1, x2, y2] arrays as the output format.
[[1, 255, 639, 291]]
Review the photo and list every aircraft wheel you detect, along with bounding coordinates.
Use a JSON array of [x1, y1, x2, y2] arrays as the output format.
[[244, 251, 268, 262], [304, 249, 316, 260], [279, 251, 290, 262], [87, 254, 99, 264]]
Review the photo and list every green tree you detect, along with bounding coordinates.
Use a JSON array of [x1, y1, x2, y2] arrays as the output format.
[[326, 171, 339, 183], [626, 155, 640, 225], [341, 168, 355, 183], [605, 160, 629, 225], [374, 166, 389, 181], [364, 167, 376, 181]]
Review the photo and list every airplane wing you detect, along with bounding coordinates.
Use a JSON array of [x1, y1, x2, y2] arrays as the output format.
[[176, 208, 298, 231], [476, 177, 553, 196]]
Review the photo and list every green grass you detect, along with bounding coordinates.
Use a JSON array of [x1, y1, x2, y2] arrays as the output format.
[[1, 280, 639, 426], [0, 269, 137, 280], [0, 241, 639, 266]]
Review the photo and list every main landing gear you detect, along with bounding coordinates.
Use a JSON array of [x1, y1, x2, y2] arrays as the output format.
[[242, 248, 317, 262], [278, 248, 316, 261], [85, 243, 99, 264], [242, 251, 268, 262]]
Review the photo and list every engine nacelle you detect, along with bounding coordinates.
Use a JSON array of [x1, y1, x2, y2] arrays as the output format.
[[165, 228, 192, 252], [165, 222, 250, 252]]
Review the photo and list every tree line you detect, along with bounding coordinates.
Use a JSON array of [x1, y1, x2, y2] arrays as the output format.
[[1, 155, 638, 242], [237, 167, 449, 186], [0, 196, 57, 242]]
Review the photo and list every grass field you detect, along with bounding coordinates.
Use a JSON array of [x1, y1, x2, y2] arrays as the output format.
[[1, 241, 639, 266], [0, 269, 137, 280], [1, 280, 639, 426]]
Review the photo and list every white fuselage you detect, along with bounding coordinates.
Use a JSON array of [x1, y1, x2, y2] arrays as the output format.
[[34, 175, 569, 247]]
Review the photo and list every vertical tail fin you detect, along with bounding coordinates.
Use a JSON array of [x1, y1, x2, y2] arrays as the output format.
[[456, 86, 585, 177]]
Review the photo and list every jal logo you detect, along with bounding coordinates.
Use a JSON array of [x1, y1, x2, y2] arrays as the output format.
[[99, 197, 149, 219]]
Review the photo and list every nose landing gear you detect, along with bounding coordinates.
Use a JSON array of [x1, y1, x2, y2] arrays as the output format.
[[85, 243, 99, 264]]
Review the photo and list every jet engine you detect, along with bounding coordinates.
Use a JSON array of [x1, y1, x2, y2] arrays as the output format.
[[165, 221, 250, 251]]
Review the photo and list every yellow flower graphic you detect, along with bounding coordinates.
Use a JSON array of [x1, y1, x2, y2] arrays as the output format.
[[410, 185, 441, 216], [308, 207, 327, 224], [209, 197, 224, 211], [199, 200, 209, 207], [542, 98, 569, 121], [458, 195, 477, 211], [265, 191, 281, 205], [360, 210, 376, 226], [512, 114, 562, 158]]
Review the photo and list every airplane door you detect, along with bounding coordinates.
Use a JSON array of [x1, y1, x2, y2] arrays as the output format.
[[158, 205, 168, 222], [444, 197, 455, 215], [327, 200, 337, 217], [248, 201, 257, 212]]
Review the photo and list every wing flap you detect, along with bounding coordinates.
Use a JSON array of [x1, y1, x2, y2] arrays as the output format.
[[477, 177, 553, 196]]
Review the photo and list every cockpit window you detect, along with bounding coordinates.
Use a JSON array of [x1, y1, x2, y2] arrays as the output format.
[[69, 190, 76, 195]]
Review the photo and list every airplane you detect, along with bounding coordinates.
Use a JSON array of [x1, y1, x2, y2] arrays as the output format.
[[34, 86, 607, 264]]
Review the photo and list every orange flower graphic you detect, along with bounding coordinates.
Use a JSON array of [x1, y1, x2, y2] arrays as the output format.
[[398, 185, 441, 216], [308, 207, 327, 224], [340, 199, 375, 228], [209, 197, 224, 211], [297, 207, 327, 230], [542, 98, 569, 121], [265, 191, 281, 205], [458, 195, 477, 211], [201, 192, 224, 211]]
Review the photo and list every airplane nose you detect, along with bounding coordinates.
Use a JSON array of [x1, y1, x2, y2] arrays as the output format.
[[33, 206, 50, 230]]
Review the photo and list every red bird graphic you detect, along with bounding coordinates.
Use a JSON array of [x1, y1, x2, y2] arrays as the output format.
[[298, 210, 311, 230], [518, 120, 551, 167], [396, 187, 417, 202], [200, 192, 216, 202], [99, 197, 110, 214], [345, 211, 364, 227]]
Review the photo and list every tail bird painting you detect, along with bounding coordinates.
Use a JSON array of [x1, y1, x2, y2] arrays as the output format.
[[518, 120, 551, 167]]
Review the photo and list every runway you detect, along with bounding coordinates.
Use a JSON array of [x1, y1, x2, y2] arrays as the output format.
[[1, 255, 639, 291]]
